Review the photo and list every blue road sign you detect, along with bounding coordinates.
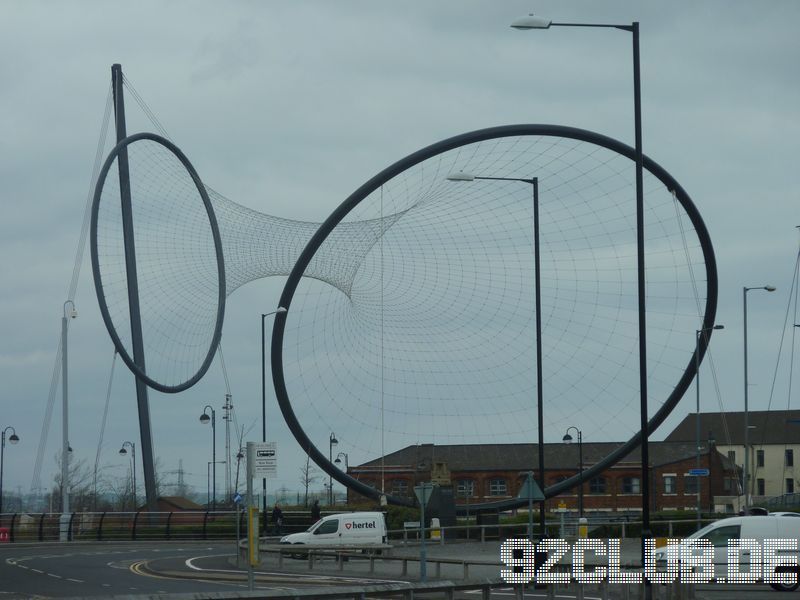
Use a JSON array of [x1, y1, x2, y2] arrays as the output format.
[[233, 493, 243, 504], [688, 468, 709, 476]]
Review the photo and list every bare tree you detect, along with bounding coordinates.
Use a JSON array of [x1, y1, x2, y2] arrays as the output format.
[[299, 454, 318, 507], [51, 451, 97, 512]]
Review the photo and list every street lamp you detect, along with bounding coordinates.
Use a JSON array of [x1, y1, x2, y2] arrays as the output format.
[[334, 452, 349, 471], [562, 427, 583, 518], [511, 11, 651, 562], [446, 172, 546, 537], [200, 405, 216, 510], [743, 285, 776, 507], [261, 307, 287, 523], [695, 325, 724, 530], [329, 433, 338, 505], [61, 300, 77, 519], [119, 441, 136, 510], [1, 426, 20, 514]]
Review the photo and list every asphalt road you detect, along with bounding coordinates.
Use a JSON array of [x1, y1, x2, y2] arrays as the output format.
[[0, 540, 406, 598], [0, 540, 794, 599]]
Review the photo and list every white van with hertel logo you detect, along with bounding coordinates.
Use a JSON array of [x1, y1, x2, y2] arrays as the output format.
[[280, 512, 387, 547]]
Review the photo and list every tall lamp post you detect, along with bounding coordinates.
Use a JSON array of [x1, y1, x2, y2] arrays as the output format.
[[261, 307, 287, 525], [61, 300, 77, 518], [329, 433, 338, 505], [562, 427, 583, 518], [446, 172, 546, 537], [200, 405, 216, 510], [510, 12, 651, 563], [119, 441, 136, 510], [1, 426, 20, 514], [695, 325, 724, 530], [743, 285, 776, 508]]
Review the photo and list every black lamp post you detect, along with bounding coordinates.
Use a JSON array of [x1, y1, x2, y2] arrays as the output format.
[[1, 426, 20, 514], [742, 286, 775, 508], [562, 427, 583, 518], [446, 172, 545, 537], [119, 441, 136, 510], [511, 13, 650, 569], [329, 433, 338, 505], [695, 325, 723, 530], [261, 307, 287, 524], [200, 405, 216, 510]]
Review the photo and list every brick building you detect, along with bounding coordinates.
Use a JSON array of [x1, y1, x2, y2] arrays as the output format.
[[347, 441, 739, 513], [665, 410, 800, 504]]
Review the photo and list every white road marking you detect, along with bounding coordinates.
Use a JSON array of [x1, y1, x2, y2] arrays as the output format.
[[47, 573, 62, 578], [66, 578, 84, 583]]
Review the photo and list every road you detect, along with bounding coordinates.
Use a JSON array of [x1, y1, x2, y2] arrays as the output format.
[[0, 540, 402, 598], [1, 540, 794, 599]]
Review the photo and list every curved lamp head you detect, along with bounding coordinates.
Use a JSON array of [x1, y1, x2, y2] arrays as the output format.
[[199, 412, 211, 424], [510, 14, 552, 30], [765, 285, 777, 292], [8, 433, 20, 445], [562, 433, 573, 444], [118, 447, 127, 456], [446, 171, 475, 182], [334, 456, 341, 464]]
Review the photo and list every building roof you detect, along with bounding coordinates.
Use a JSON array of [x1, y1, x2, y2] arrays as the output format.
[[352, 441, 727, 473], [664, 410, 800, 446]]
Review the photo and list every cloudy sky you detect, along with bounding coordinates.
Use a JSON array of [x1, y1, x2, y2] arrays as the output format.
[[1, 1, 798, 506]]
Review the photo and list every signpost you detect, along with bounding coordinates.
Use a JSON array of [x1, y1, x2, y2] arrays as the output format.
[[245, 441, 276, 590], [517, 471, 545, 541], [414, 483, 435, 582]]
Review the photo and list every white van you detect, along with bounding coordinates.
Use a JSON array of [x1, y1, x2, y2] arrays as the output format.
[[654, 515, 800, 591], [280, 511, 387, 548]]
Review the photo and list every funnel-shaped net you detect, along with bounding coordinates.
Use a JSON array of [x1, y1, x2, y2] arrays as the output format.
[[93, 134, 404, 391], [275, 127, 715, 492]]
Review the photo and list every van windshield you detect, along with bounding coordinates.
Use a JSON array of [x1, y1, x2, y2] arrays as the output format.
[[313, 519, 339, 535]]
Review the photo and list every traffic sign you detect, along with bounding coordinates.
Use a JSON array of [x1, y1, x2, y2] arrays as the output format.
[[247, 441, 277, 478], [414, 483, 435, 506], [687, 468, 709, 477], [517, 472, 545, 501]]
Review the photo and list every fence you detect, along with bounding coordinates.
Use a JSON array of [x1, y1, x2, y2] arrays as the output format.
[[388, 517, 719, 545], [0, 511, 720, 545]]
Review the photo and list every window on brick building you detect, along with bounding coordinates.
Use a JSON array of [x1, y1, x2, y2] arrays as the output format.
[[663, 476, 676, 494], [488, 479, 507, 496], [786, 478, 795, 494], [589, 477, 607, 494], [787, 449, 794, 467], [684, 475, 699, 495], [757, 478, 765, 496], [391, 479, 409, 497], [621, 477, 641, 494], [456, 479, 475, 498], [757, 449, 765, 468]]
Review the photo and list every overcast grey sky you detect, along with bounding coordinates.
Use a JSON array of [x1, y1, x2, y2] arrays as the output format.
[[1, 1, 798, 504]]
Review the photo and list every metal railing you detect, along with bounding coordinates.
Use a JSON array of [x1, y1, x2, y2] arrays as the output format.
[[0, 511, 245, 542]]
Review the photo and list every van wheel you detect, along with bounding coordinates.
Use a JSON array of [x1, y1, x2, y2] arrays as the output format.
[[770, 568, 800, 592], [770, 582, 800, 592], [289, 544, 307, 560]]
